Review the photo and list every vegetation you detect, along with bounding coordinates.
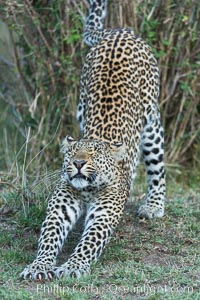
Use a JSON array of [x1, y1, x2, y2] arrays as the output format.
[[0, 1, 199, 299]]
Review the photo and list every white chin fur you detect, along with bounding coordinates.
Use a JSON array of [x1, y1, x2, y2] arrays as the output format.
[[71, 178, 89, 190]]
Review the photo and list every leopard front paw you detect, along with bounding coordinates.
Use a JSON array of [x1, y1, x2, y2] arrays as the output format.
[[137, 204, 164, 219], [20, 259, 56, 281], [55, 261, 90, 279]]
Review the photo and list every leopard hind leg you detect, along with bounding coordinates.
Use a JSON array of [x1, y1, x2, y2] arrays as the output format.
[[138, 111, 166, 219]]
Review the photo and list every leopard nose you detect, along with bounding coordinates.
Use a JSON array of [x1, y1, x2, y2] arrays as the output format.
[[73, 160, 87, 169]]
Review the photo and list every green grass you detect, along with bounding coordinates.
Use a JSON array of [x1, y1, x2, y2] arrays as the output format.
[[0, 170, 200, 300]]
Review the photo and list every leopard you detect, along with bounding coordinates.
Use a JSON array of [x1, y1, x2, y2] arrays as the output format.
[[21, 0, 166, 280]]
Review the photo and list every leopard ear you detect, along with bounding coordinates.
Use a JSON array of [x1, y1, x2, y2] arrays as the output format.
[[61, 136, 76, 153], [109, 142, 125, 162]]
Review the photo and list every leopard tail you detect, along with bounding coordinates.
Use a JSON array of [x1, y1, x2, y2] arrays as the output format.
[[83, 0, 107, 46]]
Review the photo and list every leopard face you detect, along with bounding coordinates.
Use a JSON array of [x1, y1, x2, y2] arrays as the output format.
[[61, 136, 125, 190]]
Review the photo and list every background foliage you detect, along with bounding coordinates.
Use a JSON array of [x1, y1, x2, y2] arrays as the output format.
[[0, 0, 200, 184]]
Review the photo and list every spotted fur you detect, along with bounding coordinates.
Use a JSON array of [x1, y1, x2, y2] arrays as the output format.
[[21, 0, 166, 280]]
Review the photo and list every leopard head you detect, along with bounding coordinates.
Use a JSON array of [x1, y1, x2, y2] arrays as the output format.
[[61, 136, 125, 190]]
